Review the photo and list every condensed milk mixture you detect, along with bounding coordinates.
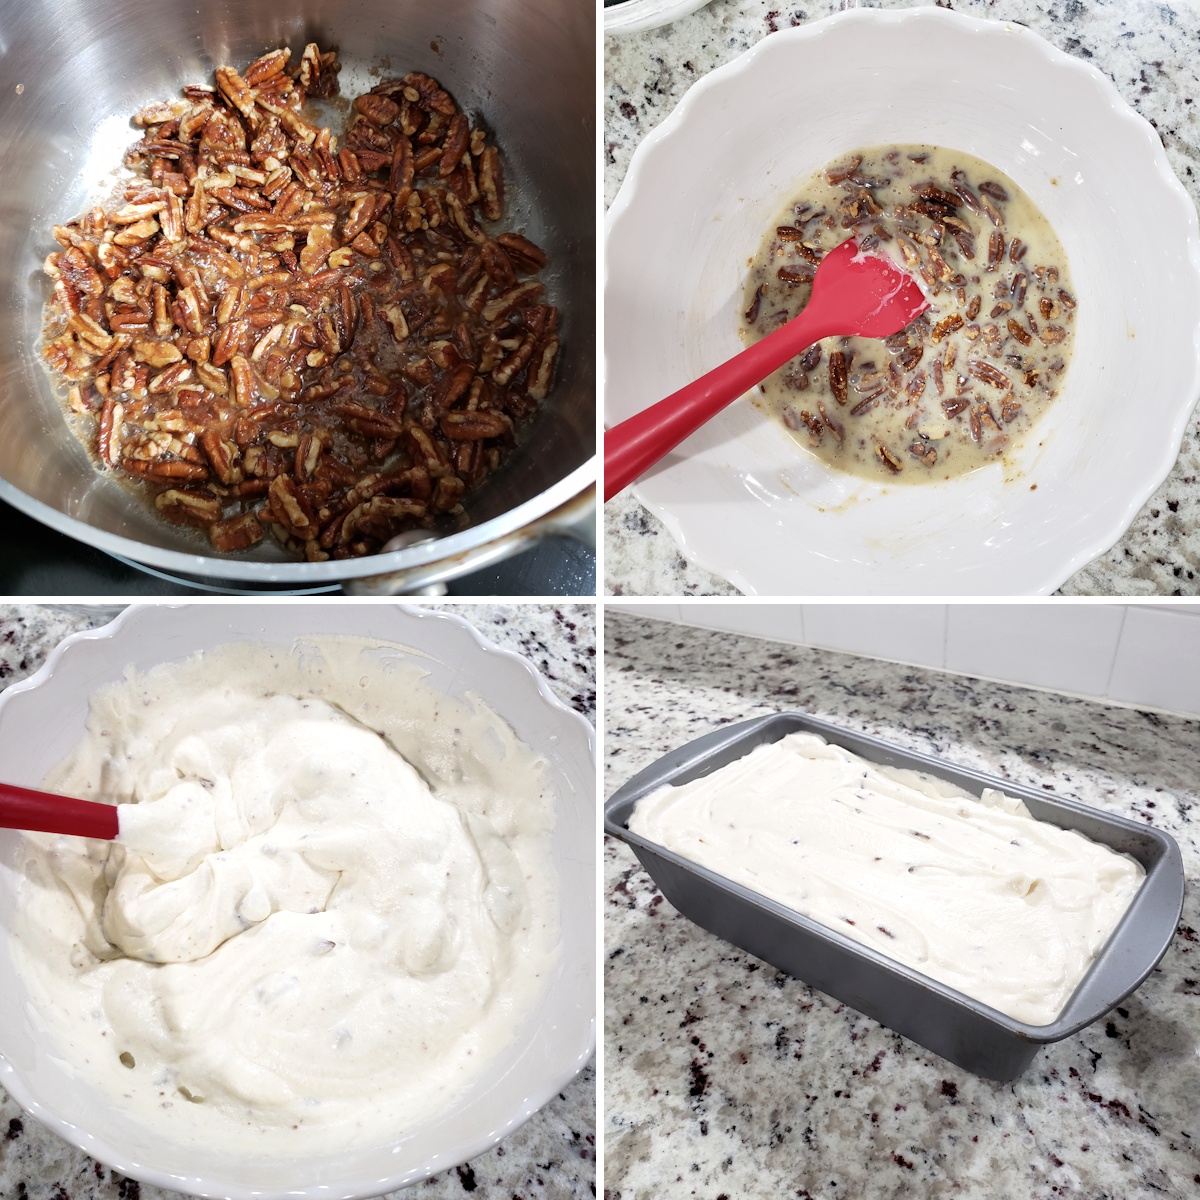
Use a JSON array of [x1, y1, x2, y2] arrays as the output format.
[[740, 145, 1077, 482], [10, 637, 558, 1151], [629, 731, 1141, 1025]]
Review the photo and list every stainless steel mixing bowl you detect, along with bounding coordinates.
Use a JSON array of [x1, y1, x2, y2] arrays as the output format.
[[0, 0, 595, 593]]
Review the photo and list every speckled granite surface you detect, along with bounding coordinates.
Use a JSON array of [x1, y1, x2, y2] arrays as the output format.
[[603, 0, 1200, 596], [0, 603, 595, 1200], [604, 610, 1200, 1198]]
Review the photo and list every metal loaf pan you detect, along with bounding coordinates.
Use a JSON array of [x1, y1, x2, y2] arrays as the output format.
[[605, 712, 1185, 1082]]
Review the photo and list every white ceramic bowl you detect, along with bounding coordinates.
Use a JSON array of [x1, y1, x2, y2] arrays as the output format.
[[605, 7, 1200, 595], [604, 0, 714, 37], [0, 605, 595, 1200]]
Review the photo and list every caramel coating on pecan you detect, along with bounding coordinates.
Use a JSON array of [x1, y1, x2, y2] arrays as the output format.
[[41, 44, 559, 560]]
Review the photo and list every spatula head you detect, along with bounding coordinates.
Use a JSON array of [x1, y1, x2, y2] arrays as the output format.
[[810, 238, 930, 339]]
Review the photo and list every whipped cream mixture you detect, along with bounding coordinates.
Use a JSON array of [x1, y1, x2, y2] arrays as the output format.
[[11, 637, 557, 1152], [629, 732, 1142, 1025]]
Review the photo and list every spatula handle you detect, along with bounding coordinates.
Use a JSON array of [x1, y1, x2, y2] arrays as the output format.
[[604, 304, 837, 503], [0, 782, 119, 839]]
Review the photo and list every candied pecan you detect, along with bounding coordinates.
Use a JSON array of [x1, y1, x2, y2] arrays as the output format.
[[481, 240, 517, 290], [788, 408, 823, 445], [398, 72, 455, 116], [985, 230, 1005, 272], [1007, 318, 1032, 346], [527, 335, 559, 401], [952, 179, 982, 213], [972, 403, 1008, 454], [927, 247, 953, 282], [481, 281, 543, 323], [908, 439, 936, 465], [492, 334, 537, 387], [209, 511, 264, 551], [295, 433, 323, 481], [97, 399, 124, 466], [430, 362, 476, 408], [825, 155, 863, 184], [133, 99, 191, 127], [298, 43, 340, 99], [332, 496, 407, 545], [354, 94, 400, 126], [812, 402, 840, 445], [340, 194, 376, 242], [431, 474, 466, 512], [155, 488, 222, 525], [229, 354, 256, 406], [123, 458, 208, 481], [875, 442, 903, 473], [495, 231, 548, 273], [968, 360, 1012, 389], [244, 48, 290, 86], [446, 192, 485, 244], [828, 351, 848, 404], [438, 113, 470, 178], [894, 234, 921, 270], [132, 339, 182, 368], [60, 247, 104, 297], [333, 401, 404, 439], [268, 475, 317, 537], [850, 389, 883, 416], [979, 194, 1004, 227], [147, 362, 194, 394], [478, 145, 503, 221], [40, 45, 559, 561], [200, 429, 243, 483], [951, 228, 975, 260]]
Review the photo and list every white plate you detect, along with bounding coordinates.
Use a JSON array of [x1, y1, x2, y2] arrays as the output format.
[[605, 6, 1200, 595], [0, 605, 595, 1200]]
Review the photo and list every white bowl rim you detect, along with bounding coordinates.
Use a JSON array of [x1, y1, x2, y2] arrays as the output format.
[[604, 0, 714, 37], [604, 5, 1200, 596], [0, 603, 596, 1200]]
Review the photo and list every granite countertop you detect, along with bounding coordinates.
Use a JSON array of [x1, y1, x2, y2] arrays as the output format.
[[0, 603, 595, 1200], [604, 610, 1200, 1198], [603, 0, 1200, 596]]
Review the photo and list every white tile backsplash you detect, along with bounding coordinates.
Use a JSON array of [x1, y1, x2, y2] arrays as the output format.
[[609, 603, 683, 623], [1108, 607, 1200, 717], [681, 603, 807, 644], [802, 605, 947, 667], [945, 604, 1127, 699], [628, 601, 1200, 719]]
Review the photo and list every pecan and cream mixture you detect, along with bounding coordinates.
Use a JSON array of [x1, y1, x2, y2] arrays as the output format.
[[10, 638, 558, 1151], [41, 45, 559, 560], [630, 731, 1142, 1025], [740, 146, 1076, 482]]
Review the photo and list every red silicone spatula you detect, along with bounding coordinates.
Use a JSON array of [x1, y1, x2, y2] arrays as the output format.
[[604, 237, 930, 502], [0, 781, 118, 839]]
